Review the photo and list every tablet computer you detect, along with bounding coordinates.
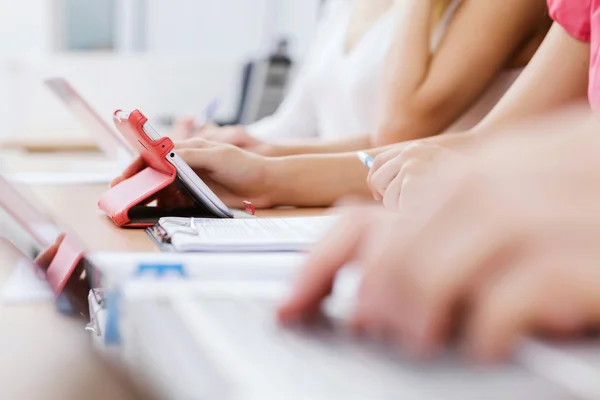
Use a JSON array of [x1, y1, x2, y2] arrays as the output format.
[[113, 110, 233, 219]]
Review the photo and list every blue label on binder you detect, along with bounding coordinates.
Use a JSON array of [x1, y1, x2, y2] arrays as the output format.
[[135, 264, 186, 278], [55, 292, 75, 314], [104, 290, 121, 346]]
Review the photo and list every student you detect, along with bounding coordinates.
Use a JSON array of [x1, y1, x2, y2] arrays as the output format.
[[179, 0, 399, 155], [278, 107, 600, 361], [370, 0, 596, 205], [186, 0, 549, 157], [114, 0, 550, 208]]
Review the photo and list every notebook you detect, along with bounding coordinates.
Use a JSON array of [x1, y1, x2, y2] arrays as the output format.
[[146, 216, 337, 252]]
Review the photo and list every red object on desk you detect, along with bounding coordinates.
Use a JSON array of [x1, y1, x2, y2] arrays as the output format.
[[243, 201, 256, 216]]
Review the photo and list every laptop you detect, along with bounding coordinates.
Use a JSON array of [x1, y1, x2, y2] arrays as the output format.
[[44, 78, 134, 163], [114, 278, 600, 400], [5, 78, 134, 185], [0, 172, 94, 315], [78, 251, 600, 400]]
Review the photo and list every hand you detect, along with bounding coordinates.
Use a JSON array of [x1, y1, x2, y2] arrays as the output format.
[[174, 120, 270, 154], [175, 139, 276, 208], [110, 140, 276, 209], [278, 159, 479, 358], [278, 206, 417, 338], [368, 141, 464, 210], [281, 106, 600, 361]]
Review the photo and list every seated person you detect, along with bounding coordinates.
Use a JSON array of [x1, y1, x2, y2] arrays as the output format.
[[113, 0, 551, 208], [178, 0, 400, 155], [370, 0, 596, 206]]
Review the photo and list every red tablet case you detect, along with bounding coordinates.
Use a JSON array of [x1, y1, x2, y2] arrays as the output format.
[[98, 110, 179, 228], [46, 233, 86, 296]]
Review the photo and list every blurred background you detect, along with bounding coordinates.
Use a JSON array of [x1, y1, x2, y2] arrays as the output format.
[[0, 0, 322, 144]]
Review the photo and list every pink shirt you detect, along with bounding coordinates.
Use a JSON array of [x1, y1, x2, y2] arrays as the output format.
[[547, 0, 598, 106]]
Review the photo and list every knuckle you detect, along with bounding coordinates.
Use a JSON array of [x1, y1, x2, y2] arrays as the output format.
[[371, 154, 387, 172]]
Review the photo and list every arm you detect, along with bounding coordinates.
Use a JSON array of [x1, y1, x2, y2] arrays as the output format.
[[472, 23, 590, 133], [375, 0, 549, 146], [265, 0, 549, 156], [266, 153, 373, 206]]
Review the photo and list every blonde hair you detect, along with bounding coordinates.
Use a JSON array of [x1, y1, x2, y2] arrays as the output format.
[[432, 0, 453, 28]]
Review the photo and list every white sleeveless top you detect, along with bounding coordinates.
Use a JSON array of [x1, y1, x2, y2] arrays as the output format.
[[247, 0, 521, 141]]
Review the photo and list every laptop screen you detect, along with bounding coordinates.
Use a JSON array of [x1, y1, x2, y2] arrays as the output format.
[[0, 174, 61, 247], [44, 78, 133, 160]]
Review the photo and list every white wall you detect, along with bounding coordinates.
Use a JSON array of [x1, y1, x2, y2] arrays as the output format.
[[0, 0, 54, 138], [144, 0, 320, 59], [0, 0, 321, 140]]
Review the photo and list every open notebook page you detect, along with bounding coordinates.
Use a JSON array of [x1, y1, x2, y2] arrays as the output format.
[[158, 216, 338, 252]]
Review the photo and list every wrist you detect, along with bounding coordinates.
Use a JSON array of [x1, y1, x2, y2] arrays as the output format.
[[260, 156, 293, 207], [256, 143, 287, 157]]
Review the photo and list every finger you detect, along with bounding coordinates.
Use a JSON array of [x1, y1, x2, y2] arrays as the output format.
[[368, 146, 407, 180], [174, 139, 219, 150], [398, 184, 513, 353], [277, 209, 375, 323], [368, 142, 437, 198], [467, 259, 547, 362], [382, 159, 427, 211], [369, 155, 406, 199], [34, 234, 66, 270], [470, 249, 600, 362], [397, 161, 434, 213], [174, 147, 225, 173], [352, 287, 397, 341], [110, 157, 145, 187], [351, 257, 407, 342]]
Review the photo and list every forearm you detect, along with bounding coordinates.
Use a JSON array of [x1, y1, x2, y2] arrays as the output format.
[[264, 136, 372, 157], [265, 153, 372, 207], [472, 24, 590, 135], [377, 1, 554, 146], [376, 1, 436, 146]]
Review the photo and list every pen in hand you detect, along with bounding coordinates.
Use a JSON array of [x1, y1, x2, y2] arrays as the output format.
[[184, 98, 220, 139], [357, 151, 374, 169]]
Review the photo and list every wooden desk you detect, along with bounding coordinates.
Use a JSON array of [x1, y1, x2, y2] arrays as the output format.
[[0, 152, 327, 399], [2, 150, 113, 173], [21, 184, 327, 253], [0, 241, 138, 400], [3, 150, 327, 253], [1, 137, 100, 153]]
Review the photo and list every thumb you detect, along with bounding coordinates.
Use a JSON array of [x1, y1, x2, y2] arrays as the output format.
[[175, 147, 223, 173], [174, 138, 219, 150], [277, 209, 371, 323]]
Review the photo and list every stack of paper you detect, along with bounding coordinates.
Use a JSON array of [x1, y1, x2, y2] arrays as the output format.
[[156, 216, 337, 252]]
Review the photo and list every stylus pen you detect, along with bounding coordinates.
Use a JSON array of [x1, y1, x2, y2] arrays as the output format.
[[192, 98, 220, 131], [357, 151, 374, 170]]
